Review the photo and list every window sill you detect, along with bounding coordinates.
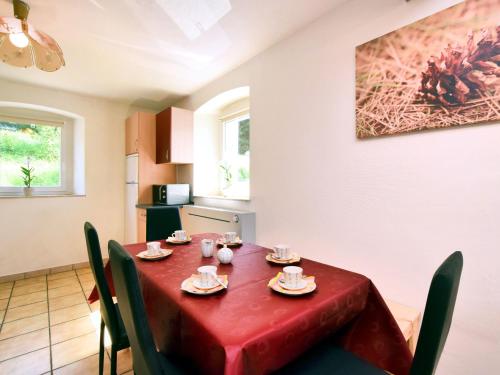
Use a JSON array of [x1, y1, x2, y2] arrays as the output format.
[[0, 193, 86, 199], [194, 195, 250, 202]]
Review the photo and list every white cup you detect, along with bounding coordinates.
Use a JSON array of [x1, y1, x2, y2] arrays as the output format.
[[273, 244, 291, 259], [197, 265, 218, 288], [201, 239, 215, 257], [146, 241, 161, 256], [224, 232, 237, 243], [172, 230, 187, 241], [283, 266, 303, 288]]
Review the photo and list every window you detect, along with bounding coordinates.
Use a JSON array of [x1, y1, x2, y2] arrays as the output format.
[[219, 114, 250, 198], [0, 120, 63, 189], [0, 102, 85, 197], [0, 108, 82, 196], [192, 87, 250, 200]]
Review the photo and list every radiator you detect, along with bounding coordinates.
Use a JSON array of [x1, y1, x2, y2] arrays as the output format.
[[181, 205, 256, 242]]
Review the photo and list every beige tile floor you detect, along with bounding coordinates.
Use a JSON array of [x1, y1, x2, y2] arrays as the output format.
[[0, 268, 133, 375]]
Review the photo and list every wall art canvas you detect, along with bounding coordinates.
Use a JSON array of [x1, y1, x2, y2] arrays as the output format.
[[355, 0, 499, 138]]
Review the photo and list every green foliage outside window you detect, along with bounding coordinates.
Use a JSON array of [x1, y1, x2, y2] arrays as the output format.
[[238, 118, 249, 155], [0, 121, 61, 187]]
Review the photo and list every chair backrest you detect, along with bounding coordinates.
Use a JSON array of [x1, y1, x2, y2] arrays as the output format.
[[83, 222, 122, 341], [410, 251, 463, 375], [108, 240, 179, 375], [146, 207, 182, 242]]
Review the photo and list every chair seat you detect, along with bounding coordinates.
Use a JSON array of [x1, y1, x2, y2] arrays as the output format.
[[385, 299, 421, 354], [277, 343, 387, 375]]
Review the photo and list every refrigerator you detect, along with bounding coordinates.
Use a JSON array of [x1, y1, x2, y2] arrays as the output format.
[[125, 154, 139, 243]]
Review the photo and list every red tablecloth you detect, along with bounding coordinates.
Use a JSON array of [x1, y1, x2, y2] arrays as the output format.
[[89, 233, 412, 375]]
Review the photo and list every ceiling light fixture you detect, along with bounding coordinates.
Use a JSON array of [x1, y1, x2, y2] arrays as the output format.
[[9, 30, 28, 48], [0, 0, 65, 71]]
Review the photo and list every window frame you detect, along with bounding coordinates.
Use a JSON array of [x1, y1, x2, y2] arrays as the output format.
[[0, 114, 74, 196], [222, 113, 250, 160], [220, 112, 250, 199]]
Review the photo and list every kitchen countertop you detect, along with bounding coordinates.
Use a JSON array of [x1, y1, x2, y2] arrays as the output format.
[[136, 203, 192, 209]]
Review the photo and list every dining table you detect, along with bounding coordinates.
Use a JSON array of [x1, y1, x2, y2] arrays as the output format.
[[88, 233, 412, 375]]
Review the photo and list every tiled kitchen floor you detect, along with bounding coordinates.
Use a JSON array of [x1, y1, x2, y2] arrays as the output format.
[[0, 268, 133, 375]]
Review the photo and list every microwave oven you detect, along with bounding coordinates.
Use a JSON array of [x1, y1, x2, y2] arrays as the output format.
[[153, 184, 190, 205]]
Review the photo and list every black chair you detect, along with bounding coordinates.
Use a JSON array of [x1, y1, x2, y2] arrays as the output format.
[[108, 240, 189, 375], [84, 222, 129, 375], [146, 207, 182, 242], [276, 251, 463, 375]]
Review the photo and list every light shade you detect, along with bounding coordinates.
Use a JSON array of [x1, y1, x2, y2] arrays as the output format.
[[0, 16, 65, 72], [9, 31, 29, 48]]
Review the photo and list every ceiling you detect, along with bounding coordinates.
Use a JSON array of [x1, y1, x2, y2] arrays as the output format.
[[0, 0, 346, 108]]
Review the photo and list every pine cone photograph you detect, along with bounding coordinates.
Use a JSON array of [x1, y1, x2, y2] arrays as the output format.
[[355, 0, 499, 138]]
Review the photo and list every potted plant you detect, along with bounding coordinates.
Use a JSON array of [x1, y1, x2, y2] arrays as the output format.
[[21, 158, 35, 197], [219, 161, 233, 196]]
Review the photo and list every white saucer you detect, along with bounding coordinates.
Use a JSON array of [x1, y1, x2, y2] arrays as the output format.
[[265, 253, 301, 264], [272, 253, 294, 261], [268, 273, 316, 296], [136, 249, 172, 260], [278, 278, 308, 291], [181, 275, 228, 295], [192, 278, 220, 290], [216, 238, 243, 247], [166, 236, 192, 244]]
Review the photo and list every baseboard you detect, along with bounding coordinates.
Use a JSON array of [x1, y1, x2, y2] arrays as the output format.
[[0, 261, 91, 283]]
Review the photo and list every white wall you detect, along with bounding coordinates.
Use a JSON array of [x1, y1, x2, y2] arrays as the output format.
[[193, 113, 221, 196], [0, 79, 129, 276], [176, 0, 500, 373]]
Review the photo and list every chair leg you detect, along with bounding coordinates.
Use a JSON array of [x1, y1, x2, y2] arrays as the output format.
[[110, 346, 117, 375], [99, 319, 105, 375]]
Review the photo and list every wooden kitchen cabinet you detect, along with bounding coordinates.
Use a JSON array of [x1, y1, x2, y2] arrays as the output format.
[[156, 107, 194, 164], [125, 112, 177, 204], [125, 113, 139, 155], [137, 208, 147, 243]]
